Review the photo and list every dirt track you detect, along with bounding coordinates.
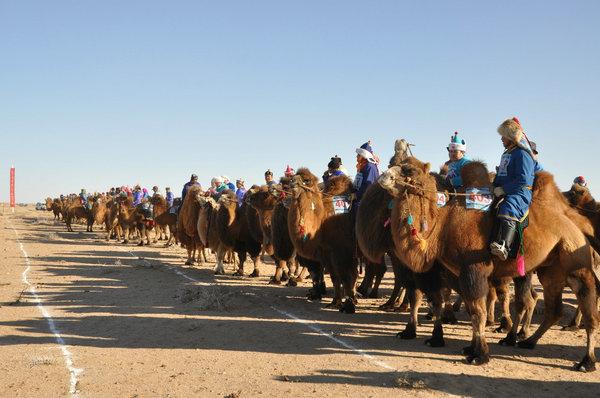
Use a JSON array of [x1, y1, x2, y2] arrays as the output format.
[[1, 206, 599, 397]]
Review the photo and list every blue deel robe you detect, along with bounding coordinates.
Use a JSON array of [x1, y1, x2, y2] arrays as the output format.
[[446, 156, 471, 188], [493, 146, 535, 221]]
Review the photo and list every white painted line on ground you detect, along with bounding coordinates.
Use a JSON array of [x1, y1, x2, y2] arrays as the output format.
[[121, 244, 397, 372], [10, 223, 83, 397], [270, 306, 397, 371]]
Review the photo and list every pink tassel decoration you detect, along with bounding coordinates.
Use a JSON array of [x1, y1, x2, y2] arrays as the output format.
[[516, 254, 526, 277]]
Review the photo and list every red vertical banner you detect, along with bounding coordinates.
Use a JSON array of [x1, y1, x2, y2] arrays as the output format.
[[10, 166, 15, 212]]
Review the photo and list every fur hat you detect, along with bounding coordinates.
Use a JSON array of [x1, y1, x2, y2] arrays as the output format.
[[573, 176, 587, 187], [498, 117, 524, 143], [265, 169, 273, 176], [356, 141, 376, 163], [447, 131, 466, 152]]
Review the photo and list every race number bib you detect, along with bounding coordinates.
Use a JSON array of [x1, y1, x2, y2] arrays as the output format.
[[333, 196, 350, 214], [466, 188, 493, 211], [436, 192, 447, 207], [497, 153, 511, 177]]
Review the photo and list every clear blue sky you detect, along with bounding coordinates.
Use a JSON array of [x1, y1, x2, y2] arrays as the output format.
[[1, 1, 599, 202]]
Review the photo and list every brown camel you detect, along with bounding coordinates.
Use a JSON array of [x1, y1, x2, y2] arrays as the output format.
[[288, 169, 359, 312], [104, 197, 121, 241], [46, 197, 63, 220], [116, 197, 154, 246], [150, 194, 171, 242], [214, 190, 262, 276], [197, 195, 222, 272], [379, 157, 599, 370], [64, 202, 92, 232], [177, 186, 205, 265]]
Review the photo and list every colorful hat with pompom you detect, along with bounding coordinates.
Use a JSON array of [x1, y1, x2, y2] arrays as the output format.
[[447, 131, 466, 152]]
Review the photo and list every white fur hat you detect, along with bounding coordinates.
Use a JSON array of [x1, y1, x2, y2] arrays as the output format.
[[498, 117, 524, 143]]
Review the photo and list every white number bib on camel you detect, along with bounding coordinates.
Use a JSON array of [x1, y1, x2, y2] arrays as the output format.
[[333, 196, 351, 214], [466, 188, 493, 211], [436, 192, 447, 207]]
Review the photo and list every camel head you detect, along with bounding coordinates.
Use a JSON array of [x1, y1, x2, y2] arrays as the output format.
[[565, 183, 595, 208], [378, 157, 433, 198], [290, 168, 319, 199], [198, 195, 218, 210], [389, 139, 414, 167], [248, 185, 277, 211], [218, 189, 238, 210], [324, 175, 353, 196]]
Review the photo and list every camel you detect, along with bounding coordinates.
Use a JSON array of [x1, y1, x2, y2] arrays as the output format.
[[177, 186, 206, 265], [104, 197, 121, 241], [150, 194, 172, 242], [197, 196, 221, 260], [116, 197, 154, 246], [64, 202, 92, 232], [288, 169, 360, 312], [247, 184, 306, 284], [379, 157, 599, 370], [45, 197, 62, 220], [90, 195, 108, 231], [214, 190, 261, 276]]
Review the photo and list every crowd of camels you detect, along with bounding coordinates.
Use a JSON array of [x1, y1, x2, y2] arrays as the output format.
[[44, 139, 600, 372]]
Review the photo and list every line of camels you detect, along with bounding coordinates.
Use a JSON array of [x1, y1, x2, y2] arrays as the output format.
[[45, 139, 600, 371]]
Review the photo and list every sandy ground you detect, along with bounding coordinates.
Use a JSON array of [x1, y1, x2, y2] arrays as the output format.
[[1, 206, 599, 397]]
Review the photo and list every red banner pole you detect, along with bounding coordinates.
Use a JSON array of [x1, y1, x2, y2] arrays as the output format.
[[10, 166, 15, 213]]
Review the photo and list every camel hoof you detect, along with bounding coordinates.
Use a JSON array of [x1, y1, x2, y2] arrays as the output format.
[[214, 269, 225, 275], [396, 324, 417, 340], [233, 270, 244, 277], [516, 329, 529, 340], [122, 240, 129, 244], [485, 320, 495, 327], [575, 355, 596, 372], [561, 325, 580, 332], [517, 339, 537, 349], [495, 317, 512, 333], [498, 332, 517, 346], [249, 269, 260, 278], [137, 241, 144, 246], [306, 289, 323, 301], [184, 260, 194, 266], [286, 277, 298, 287], [268, 277, 282, 285], [466, 353, 490, 365], [367, 290, 379, 299], [339, 298, 356, 314]]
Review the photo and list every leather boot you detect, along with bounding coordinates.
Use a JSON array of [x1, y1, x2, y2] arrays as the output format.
[[490, 218, 517, 261]]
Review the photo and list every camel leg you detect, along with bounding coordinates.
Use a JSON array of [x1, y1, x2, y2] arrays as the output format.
[[500, 274, 535, 346], [249, 255, 261, 277], [122, 225, 130, 244], [303, 258, 326, 300], [339, 257, 359, 314], [486, 285, 497, 327], [368, 260, 387, 299], [357, 262, 375, 298], [518, 266, 565, 349], [519, 285, 539, 338], [381, 254, 406, 310], [494, 280, 513, 333], [233, 251, 246, 276], [459, 262, 491, 365], [397, 287, 422, 340], [214, 245, 226, 275], [441, 288, 458, 324], [425, 288, 446, 347], [567, 268, 598, 371], [270, 260, 285, 285], [325, 265, 343, 309], [296, 266, 308, 281]]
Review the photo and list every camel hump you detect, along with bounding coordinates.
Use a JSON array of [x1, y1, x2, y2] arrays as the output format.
[[460, 160, 491, 188], [324, 175, 353, 196], [532, 170, 567, 204]]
